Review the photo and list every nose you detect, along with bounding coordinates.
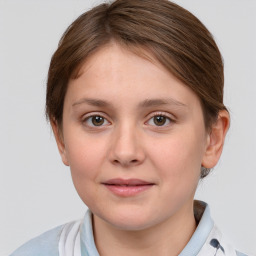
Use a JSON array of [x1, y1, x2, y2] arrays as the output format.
[[108, 123, 146, 167]]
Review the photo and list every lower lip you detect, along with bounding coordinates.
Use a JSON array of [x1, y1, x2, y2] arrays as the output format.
[[104, 184, 153, 197]]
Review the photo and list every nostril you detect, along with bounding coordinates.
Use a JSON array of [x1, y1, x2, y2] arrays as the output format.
[[112, 158, 138, 166]]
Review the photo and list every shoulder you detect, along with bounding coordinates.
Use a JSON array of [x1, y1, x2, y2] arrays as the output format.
[[193, 202, 250, 256], [207, 225, 251, 256], [10, 224, 65, 256], [236, 251, 251, 256]]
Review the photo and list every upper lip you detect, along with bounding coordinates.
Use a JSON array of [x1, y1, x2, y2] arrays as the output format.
[[102, 178, 154, 186]]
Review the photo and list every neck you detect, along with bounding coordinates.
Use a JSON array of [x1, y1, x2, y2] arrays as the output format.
[[93, 203, 196, 256]]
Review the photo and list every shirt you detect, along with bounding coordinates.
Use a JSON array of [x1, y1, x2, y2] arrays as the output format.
[[10, 201, 249, 256]]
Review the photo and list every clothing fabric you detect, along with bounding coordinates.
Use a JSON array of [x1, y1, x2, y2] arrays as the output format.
[[10, 201, 249, 256]]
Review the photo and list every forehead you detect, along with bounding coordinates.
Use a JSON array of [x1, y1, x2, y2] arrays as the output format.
[[66, 42, 201, 112], [74, 42, 160, 77], [73, 40, 172, 81]]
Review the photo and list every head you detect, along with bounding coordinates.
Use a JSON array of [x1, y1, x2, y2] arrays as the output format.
[[46, 0, 227, 129], [46, 0, 229, 230]]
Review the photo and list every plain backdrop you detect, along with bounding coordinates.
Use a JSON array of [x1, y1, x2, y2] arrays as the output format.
[[1, 0, 255, 255]]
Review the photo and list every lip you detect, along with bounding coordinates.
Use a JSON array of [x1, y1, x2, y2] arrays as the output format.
[[102, 178, 155, 197]]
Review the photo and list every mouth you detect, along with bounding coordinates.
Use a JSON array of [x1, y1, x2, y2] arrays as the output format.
[[102, 178, 155, 197]]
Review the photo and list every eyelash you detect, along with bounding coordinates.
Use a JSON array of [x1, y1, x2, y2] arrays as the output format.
[[82, 112, 175, 128], [82, 113, 111, 128], [146, 112, 174, 127]]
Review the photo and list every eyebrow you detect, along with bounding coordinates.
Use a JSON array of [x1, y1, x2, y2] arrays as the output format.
[[72, 98, 187, 108], [72, 98, 112, 107], [138, 98, 187, 108]]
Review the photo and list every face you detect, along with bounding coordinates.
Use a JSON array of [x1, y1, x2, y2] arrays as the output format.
[[56, 43, 212, 231]]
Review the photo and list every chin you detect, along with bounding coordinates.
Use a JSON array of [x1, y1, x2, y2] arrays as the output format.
[[107, 218, 155, 231], [95, 206, 160, 231]]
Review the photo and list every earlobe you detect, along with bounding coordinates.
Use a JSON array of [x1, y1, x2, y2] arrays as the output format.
[[202, 110, 230, 169], [50, 119, 70, 166]]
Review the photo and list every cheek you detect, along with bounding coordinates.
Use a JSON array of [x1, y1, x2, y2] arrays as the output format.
[[64, 133, 106, 181], [64, 135, 107, 206], [148, 129, 204, 183]]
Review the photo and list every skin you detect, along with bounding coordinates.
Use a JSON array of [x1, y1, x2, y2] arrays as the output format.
[[52, 42, 229, 256]]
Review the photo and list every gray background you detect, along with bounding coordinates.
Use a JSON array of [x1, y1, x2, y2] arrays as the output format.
[[1, 0, 255, 255]]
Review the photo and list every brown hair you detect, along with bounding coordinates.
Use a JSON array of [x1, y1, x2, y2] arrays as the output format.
[[46, 0, 227, 176]]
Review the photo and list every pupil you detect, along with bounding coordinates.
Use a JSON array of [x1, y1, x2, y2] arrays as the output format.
[[154, 116, 166, 126], [92, 116, 104, 126]]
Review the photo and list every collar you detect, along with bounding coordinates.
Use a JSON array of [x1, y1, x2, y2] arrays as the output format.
[[80, 200, 214, 256], [179, 200, 214, 255]]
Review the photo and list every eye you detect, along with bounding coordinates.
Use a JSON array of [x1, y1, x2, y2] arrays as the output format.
[[83, 115, 110, 127], [147, 114, 172, 127]]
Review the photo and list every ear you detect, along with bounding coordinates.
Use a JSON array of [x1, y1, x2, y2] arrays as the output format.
[[202, 110, 230, 168], [51, 119, 70, 166]]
